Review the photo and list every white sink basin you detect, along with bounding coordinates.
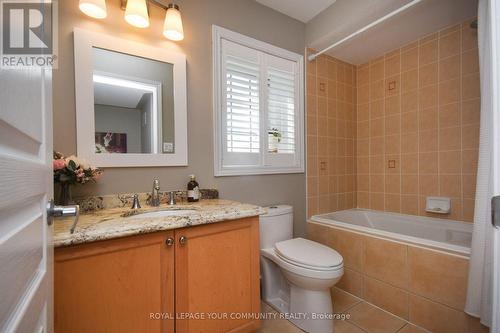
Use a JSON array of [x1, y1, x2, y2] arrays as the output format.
[[133, 210, 197, 218]]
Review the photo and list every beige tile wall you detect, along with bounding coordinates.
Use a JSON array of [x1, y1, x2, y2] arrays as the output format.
[[308, 222, 489, 333], [306, 51, 357, 217], [355, 19, 480, 221]]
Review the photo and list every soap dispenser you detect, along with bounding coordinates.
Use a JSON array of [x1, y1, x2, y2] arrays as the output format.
[[187, 175, 200, 202]]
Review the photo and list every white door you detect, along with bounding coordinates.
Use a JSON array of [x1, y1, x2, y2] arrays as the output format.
[[0, 43, 53, 333], [492, 0, 500, 330]]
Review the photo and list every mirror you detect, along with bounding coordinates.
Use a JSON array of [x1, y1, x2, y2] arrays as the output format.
[[93, 48, 174, 154], [74, 29, 187, 167]]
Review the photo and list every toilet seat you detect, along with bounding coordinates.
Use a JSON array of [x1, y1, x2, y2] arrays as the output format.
[[275, 252, 341, 271], [274, 238, 343, 271], [261, 246, 343, 280]]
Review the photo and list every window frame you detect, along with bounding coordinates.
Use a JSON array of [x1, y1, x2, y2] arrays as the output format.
[[212, 25, 305, 176]]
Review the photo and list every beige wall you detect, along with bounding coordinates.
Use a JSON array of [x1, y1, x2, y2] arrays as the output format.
[[306, 51, 357, 217], [53, 0, 307, 235], [356, 19, 480, 222]]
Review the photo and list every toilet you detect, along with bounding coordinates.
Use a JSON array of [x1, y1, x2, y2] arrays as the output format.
[[260, 205, 344, 333]]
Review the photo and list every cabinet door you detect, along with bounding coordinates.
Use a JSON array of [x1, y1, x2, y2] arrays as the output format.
[[175, 217, 261, 333], [55, 231, 175, 333]]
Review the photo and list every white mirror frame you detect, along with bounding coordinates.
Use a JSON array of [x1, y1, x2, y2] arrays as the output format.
[[73, 28, 188, 167]]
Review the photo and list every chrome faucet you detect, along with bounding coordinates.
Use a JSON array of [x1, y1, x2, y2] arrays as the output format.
[[151, 179, 161, 206]]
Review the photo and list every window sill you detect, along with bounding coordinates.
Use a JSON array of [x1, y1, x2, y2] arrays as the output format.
[[215, 166, 305, 177]]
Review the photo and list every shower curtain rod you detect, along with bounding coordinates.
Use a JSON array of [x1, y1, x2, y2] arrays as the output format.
[[308, 0, 424, 61]]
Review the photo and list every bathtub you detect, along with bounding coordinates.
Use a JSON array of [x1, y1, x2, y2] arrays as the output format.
[[307, 209, 475, 331], [310, 208, 472, 256]]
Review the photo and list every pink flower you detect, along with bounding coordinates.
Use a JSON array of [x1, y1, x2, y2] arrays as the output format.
[[53, 159, 65, 170]]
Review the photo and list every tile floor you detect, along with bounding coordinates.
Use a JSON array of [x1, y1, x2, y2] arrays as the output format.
[[256, 288, 429, 333]]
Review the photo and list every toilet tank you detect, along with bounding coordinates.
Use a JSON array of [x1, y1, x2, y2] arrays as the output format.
[[259, 205, 293, 249]]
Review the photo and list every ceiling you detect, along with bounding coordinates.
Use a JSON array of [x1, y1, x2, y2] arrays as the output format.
[[256, 0, 477, 65], [94, 82, 150, 110], [312, 0, 478, 64], [255, 0, 337, 23]]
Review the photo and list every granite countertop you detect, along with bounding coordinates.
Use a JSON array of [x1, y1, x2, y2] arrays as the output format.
[[54, 199, 265, 248]]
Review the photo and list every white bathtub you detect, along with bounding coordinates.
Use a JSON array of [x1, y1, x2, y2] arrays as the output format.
[[309, 209, 473, 256]]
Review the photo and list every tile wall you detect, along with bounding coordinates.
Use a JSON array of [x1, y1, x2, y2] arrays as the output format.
[[306, 51, 358, 217], [355, 19, 480, 221], [306, 19, 480, 222], [308, 222, 489, 333]]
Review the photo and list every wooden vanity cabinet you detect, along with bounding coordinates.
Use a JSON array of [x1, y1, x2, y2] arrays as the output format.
[[175, 217, 261, 333], [55, 230, 175, 333], [54, 217, 260, 333]]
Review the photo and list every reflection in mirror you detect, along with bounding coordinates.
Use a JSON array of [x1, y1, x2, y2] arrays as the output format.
[[92, 47, 175, 154]]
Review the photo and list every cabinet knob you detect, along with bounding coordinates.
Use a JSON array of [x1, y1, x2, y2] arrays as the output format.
[[179, 236, 187, 246], [165, 237, 175, 246]]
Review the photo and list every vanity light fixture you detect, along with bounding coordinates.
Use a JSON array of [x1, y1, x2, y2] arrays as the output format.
[[163, 4, 184, 41], [79, 0, 107, 19], [125, 0, 150, 28], [79, 0, 184, 41]]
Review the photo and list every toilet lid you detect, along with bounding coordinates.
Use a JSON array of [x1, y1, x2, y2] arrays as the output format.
[[274, 238, 343, 269]]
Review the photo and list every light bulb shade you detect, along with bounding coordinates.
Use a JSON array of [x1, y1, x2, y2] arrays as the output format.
[[125, 0, 150, 28], [163, 5, 184, 41], [79, 0, 107, 19]]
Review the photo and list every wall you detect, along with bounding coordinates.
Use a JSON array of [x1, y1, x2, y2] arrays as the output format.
[[308, 222, 487, 333], [355, 19, 480, 222], [139, 95, 153, 154], [305, 19, 479, 222], [94, 104, 142, 153], [53, 0, 307, 235], [306, 51, 357, 217]]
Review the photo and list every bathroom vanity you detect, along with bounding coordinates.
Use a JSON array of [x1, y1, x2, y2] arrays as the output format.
[[54, 200, 263, 333]]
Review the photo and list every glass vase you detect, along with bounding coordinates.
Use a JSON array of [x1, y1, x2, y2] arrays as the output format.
[[57, 182, 73, 206]]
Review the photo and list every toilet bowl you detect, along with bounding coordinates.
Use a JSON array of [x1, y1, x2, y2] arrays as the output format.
[[260, 206, 344, 333]]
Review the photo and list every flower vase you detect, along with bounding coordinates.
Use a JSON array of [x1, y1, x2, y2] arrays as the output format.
[[268, 134, 279, 153], [58, 182, 73, 206]]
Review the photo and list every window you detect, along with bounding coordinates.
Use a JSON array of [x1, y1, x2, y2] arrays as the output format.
[[213, 26, 304, 176]]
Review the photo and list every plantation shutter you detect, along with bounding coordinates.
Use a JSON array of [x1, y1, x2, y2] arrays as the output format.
[[264, 54, 300, 167], [226, 57, 260, 153], [215, 29, 304, 175], [221, 39, 261, 166], [267, 65, 296, 154]]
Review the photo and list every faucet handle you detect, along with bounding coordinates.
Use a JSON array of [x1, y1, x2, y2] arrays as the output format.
[[131, 194, 141, 209], [176, 191, 184, 203], [168, 191, 176, 205]]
